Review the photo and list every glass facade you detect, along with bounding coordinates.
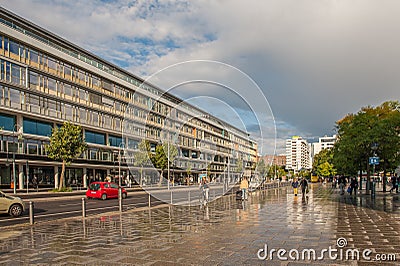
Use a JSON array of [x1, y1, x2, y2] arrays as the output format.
[[23, 118, 52, 136], [0, 113, 14, 131], [0, 8, 258, 188]]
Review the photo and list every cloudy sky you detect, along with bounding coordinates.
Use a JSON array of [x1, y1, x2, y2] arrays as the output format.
[[1, 0, 399, 154]]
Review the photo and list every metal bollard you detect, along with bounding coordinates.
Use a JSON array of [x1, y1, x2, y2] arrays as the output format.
[[82, 197, 86, 218], [29, 201, 34, 225], [148, 193, 151, 208]]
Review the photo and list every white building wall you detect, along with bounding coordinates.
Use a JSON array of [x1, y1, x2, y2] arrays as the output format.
[[285, 136, 311, 172]]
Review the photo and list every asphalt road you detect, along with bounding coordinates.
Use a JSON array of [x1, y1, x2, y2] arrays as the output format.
[[0, 185, 231, 227], [1, 182, 285, 227]]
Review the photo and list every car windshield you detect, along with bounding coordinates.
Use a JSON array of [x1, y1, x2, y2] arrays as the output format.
[[89, 183, 101, 191]]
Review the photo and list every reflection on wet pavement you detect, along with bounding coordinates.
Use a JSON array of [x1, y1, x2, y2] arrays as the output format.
[[0, 184, 399, 265]]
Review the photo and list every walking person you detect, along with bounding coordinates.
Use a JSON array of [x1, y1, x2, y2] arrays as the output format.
[[389, 174, 398, 193], [349, 177, 358, 196], [240, 177, 249, 200], [300, 177, 308, 197], [291, 178, 299, 196], [200, 178, 210, 205], [338, 175, 347, 195]]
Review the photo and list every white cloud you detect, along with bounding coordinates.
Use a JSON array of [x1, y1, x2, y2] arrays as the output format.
[[2, 0, 399, 154]]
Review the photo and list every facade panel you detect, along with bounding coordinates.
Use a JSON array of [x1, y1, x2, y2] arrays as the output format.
[[0, 7, 257, 189]]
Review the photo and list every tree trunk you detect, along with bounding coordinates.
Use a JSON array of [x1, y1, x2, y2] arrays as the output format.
[[366, 160, 370, 195], [158, 170, 164, 186], [59, 161, 66, 190], [383, 158, 387, 192], [140, 167, 143, 186]]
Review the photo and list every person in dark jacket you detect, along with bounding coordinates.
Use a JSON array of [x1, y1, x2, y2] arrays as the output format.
[[300, 177, 308, 196], [349, 177, 358, 196]]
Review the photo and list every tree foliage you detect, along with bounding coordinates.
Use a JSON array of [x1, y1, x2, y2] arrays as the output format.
[[312, 149, 336, 177], [151, 142, 178, 186], [46, 122, 87, 190], [333, 101, 400, 177], [133, 139, 152, 186]]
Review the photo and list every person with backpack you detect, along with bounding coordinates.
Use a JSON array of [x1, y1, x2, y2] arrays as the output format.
[[292, 178, 299, 196]]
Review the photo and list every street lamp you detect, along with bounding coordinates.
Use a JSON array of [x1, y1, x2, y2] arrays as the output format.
[[370, 142, 378, 196], [12, 124, 23, 194], [118, 142, 125, 212]]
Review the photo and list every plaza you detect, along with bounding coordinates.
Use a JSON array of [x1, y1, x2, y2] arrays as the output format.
[[0, 184, 399, 265]]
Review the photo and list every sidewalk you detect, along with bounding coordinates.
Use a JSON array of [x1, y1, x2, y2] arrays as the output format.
[[0, 183, 399, 265]]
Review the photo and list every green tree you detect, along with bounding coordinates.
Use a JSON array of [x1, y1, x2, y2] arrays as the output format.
[[133, 139, 151, 186], [333, 101, 400, 191], [151, 142, 178, 186], [256, 159, 267, 181], [186, 162, 192, 185], [317, 161, 337, 178], [313, 149, 336, 178], [46, 122, 87, 190]]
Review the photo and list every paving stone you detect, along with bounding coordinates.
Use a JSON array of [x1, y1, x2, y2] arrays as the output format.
[[0, 184, 399, 265]]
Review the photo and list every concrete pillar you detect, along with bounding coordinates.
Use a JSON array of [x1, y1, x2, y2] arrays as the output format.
[[83, 168, 87, 188], [54, 166, 59, 189], [18, 163, 24, 189]]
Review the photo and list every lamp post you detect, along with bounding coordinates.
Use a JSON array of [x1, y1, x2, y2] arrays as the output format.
[[118, 142, 125, 212], [12, 124, 23, 195], [167, 140, 170, 190], [371, 143, 378, 196]]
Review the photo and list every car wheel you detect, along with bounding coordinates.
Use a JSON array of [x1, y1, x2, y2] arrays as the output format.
[[101, 194, 107, 200], [9, 204, 23, 217], [122, 193, 127, 199]]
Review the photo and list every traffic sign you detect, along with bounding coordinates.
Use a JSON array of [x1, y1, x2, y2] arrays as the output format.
[[369, 157, 379, 165]]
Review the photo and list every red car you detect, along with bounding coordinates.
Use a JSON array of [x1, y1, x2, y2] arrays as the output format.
[[86, 182, 127, 200]]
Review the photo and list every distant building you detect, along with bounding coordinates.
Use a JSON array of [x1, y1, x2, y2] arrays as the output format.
[[285, 136, 311, 172], [262, 155, 286, 167], [311, 135, 337, 158]]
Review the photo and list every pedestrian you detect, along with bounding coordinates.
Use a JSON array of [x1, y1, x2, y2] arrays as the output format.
[[389, 174, 398, 193], [332, 177, 337, 188], [349, 177, 358, 196], [300, 177, 308, 196], [239, 177, 249, 200], [338, 175, 347, 195], [291, 178, 299, 196], [200, 178, 210, 205]]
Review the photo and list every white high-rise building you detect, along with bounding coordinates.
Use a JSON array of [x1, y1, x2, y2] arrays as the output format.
[[285, 136, 311, 172], [311, 135, 337, 158]]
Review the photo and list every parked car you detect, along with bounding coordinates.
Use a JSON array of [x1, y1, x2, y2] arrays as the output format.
[[86, 182, 127, 200], [0, 190, 25, 217]]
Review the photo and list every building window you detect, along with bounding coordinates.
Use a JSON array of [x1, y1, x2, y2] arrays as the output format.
[[27, 143, 38, 155], [0, 113, 16, 131], [85, 130, 105, 145], [127, 139, 138, 150], [23, 118, 53, 136], [108, 135, 122, 147]]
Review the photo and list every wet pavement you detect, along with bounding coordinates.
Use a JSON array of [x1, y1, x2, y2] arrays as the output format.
[[0, 184, 399, 265]]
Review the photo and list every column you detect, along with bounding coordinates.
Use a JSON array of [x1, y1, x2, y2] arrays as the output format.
[[83, 168, 87, 188], [54, 165, 59, 189], [18, 163, 24, 189]]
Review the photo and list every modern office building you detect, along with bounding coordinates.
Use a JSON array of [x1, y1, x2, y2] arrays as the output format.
[[285, 136, 311, 173], [310, 135, 337, 158], [0, 8, 257, 189]]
